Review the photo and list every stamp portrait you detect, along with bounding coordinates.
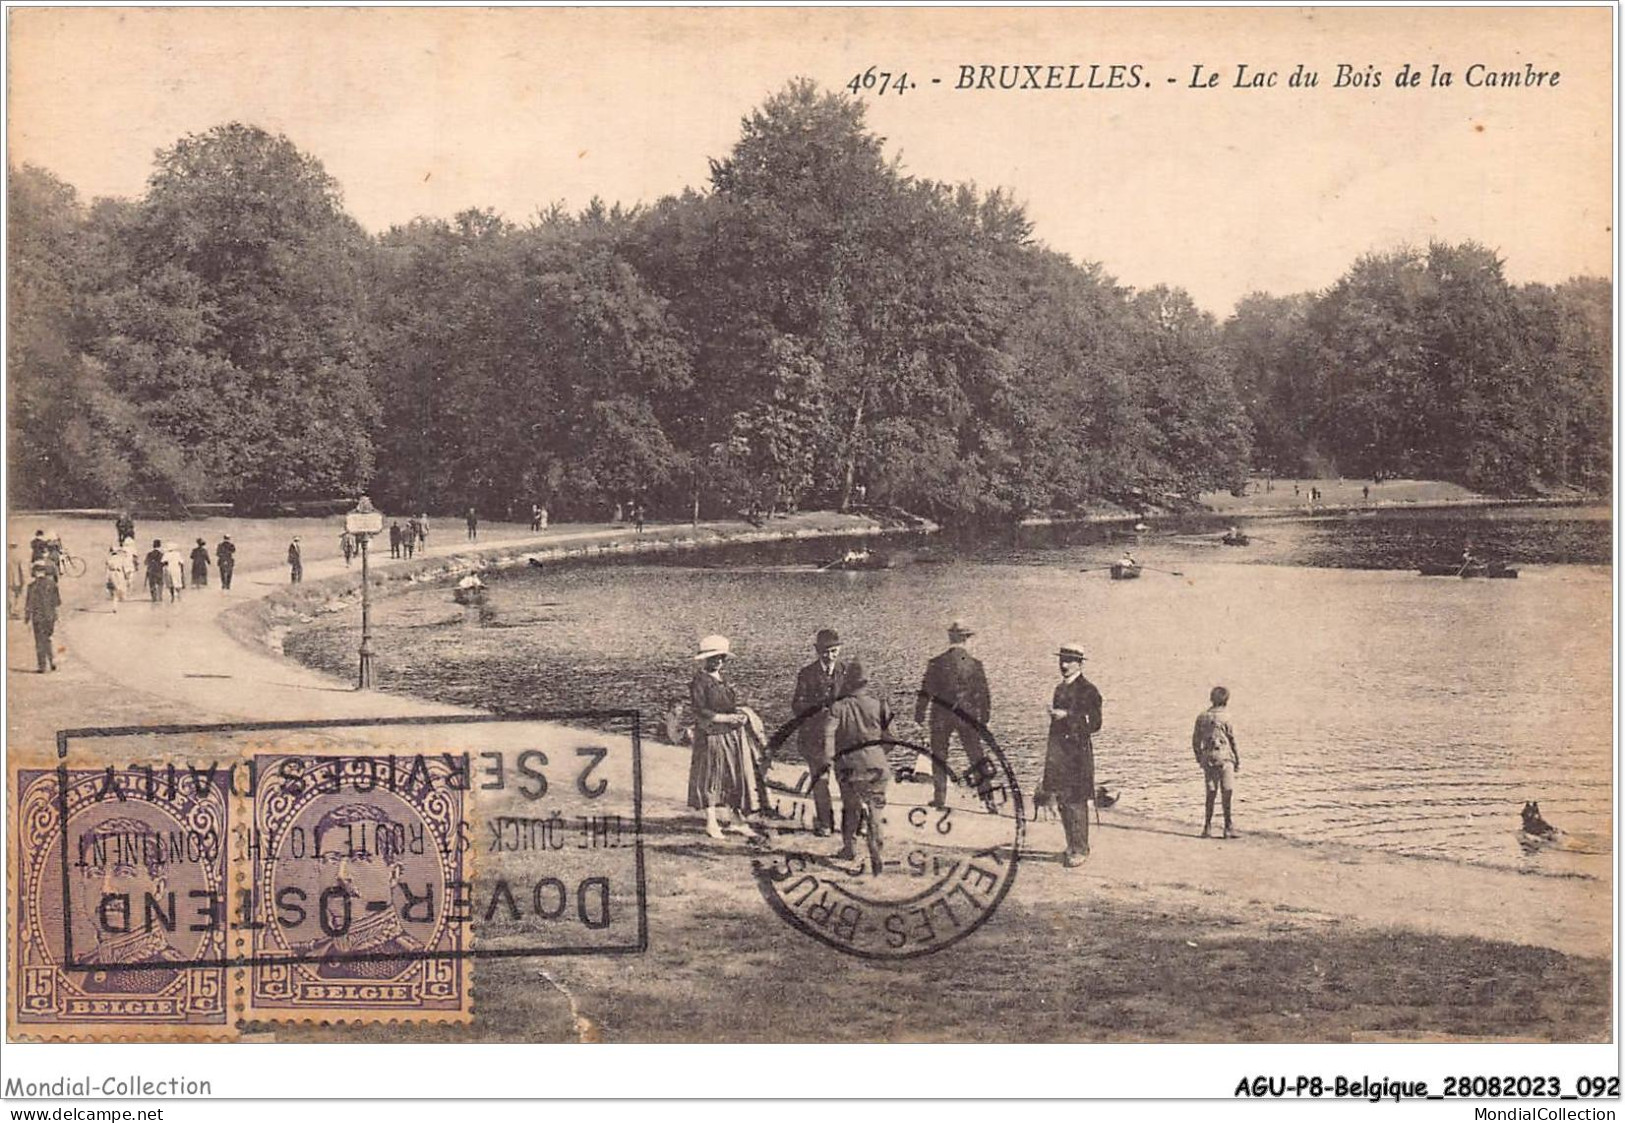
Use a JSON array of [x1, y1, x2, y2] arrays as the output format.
[[245, 750, 472, 1021], [11, 764, 231, 1038]]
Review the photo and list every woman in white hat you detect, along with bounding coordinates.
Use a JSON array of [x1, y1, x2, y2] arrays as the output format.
[[688, 634, 762, 840], [161, 542, 186, 602]]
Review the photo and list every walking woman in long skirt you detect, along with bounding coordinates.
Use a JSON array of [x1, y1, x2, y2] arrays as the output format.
[[687, 635, 763, 840]]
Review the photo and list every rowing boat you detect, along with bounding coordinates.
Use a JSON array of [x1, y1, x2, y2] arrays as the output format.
[[1110, 562, 1142, 580], [1417, 562, 1519, 579]]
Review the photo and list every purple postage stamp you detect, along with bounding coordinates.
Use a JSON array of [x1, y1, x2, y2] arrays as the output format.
[[11, 765, 231, 1038], [245, 752, 473, 1022]]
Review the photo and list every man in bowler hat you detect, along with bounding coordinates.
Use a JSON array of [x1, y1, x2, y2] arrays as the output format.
[[23, 561, 60, 672], [915, 620, 992, 809], [790, 628, 848, 835]]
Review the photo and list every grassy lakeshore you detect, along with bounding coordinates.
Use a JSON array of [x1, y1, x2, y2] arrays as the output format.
[[5, 504, 1613, 1042]]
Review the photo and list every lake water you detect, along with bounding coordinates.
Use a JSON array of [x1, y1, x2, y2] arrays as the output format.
[[285, 505, 1612, 875]]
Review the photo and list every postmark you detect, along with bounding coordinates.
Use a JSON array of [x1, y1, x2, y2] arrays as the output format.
[[752, 716, 1023, 960], [11, 763, 232, 1039]]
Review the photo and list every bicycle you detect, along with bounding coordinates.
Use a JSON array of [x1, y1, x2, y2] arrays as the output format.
[[54, 549, 87, 578]]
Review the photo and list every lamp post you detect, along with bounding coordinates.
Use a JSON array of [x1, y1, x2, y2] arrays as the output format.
[[345, 496, 385, 689]]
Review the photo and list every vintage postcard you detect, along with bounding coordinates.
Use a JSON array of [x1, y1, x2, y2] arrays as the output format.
[[3, 2, 1614, 1103]]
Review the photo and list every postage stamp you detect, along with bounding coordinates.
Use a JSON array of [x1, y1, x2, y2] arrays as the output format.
[[11, 763, 232, 1039], [243, 750, 473, 1022]]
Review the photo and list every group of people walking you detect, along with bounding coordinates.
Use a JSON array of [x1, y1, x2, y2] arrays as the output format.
[[686, 621, 1243, 872], [124, 537, 236, 603], [371, 516, 428, 562]]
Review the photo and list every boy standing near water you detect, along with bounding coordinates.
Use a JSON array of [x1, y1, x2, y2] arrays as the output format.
[[1193, 686, 1240, 839]]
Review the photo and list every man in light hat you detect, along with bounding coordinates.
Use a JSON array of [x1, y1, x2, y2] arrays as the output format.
[[23, 561, 61, 672], [790, 627, 848, 835], [914, 620, 992, 810], [1039, 642, 1103, 867]]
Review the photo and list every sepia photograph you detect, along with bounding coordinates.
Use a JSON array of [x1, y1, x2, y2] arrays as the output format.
[[2, 2, 1615, 1108]]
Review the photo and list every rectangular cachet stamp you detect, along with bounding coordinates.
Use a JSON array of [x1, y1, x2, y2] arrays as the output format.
[[10, 714, 645, 1038]]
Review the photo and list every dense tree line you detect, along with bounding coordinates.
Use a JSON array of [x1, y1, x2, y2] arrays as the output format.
[[1226, 243, 1611, 492], [8, 82, 1609, 520]]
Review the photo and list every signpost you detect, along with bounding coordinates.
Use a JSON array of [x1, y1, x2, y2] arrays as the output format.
[[345, 496, 386, 689]]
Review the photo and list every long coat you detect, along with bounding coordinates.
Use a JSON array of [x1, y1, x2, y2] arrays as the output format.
[[1041, 674, 1103, 800], [914, 646, 991, 730], [24, 576, 60, 633], [791, 658, 848, 766], [824, 690, 893, 797]]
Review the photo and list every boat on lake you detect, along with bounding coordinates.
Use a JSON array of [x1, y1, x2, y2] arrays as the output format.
[[1110, 561, 1142, 580], [820, 547, 893, 572], [1221, 531, 1251, 546], [1417, 561, 1519, 579]]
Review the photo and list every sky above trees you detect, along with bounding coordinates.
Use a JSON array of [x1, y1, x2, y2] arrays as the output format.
[[8, 7, 1611, 315]]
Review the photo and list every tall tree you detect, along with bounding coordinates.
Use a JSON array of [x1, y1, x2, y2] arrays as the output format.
[[119, 123, 379, 507]]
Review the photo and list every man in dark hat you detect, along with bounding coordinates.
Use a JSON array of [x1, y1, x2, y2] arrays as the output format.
[[1039, 642, 1103, 867], [790, 628, 848, 835], [215, 535, 236, 591], [824, 661, 892, 873], [23, 561, 60, 672], [914, 620, 992, 810]]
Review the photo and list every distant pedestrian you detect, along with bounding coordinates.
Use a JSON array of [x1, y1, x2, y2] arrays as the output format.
[[402, 524, 415, 558], [537, 505, 548, 530], [190, 538, 211, 587], [162, 542, 185, 601], [530, 504, 543, 532], [29, 530, 49, 566], [23, 562, 60, 672], [1293, 483, 1300, 498], [341, 531, 355, 567], [1193, 686, 1241, 839], [633, 502, 646, 533], [417, 514, 429, 548], [104, 547, 129, 604], [288, 537, 303, 584], [915, 620, 993, 811], [466, 507, 478, 541], [1362, 484, 1370, 502], [1038, 642, 1103, 867], [215, 536, 236, 591], [144, 540, 165, 604], [388, 522, 402, 559], [8, 543, 25, 619], [114, 511, 135, 546]]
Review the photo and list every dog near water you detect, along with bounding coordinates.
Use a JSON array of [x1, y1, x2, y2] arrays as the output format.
[[1521, 801, 1559, 840]]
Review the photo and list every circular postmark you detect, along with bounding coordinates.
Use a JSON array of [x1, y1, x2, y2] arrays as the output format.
[[751, 716, 1023, 960]]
